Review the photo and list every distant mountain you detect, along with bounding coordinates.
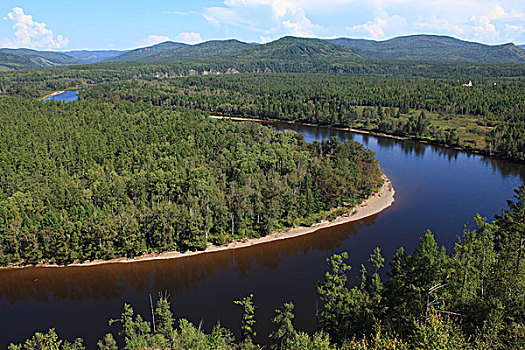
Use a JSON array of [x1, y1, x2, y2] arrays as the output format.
[[2, 35, 524, 71], [520, 45, 525, 51], [109, 41, 187, 62], [0, 48, 81, 67], [243, 36, 361, 61], [143, 40, 251, 61], [65, 50, 125, 64], [0, 51, 37, 70], [134, 37, 361, 65], [327, 35, 525, 63]]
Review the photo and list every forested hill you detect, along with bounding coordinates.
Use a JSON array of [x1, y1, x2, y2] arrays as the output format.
[[0, 97, 383, 266], [327, 34, 525, 63], [139, 37, 362, 63], [108, 41, 187, 62], [0, 51, 37, 71], [142, 39, 252, 61], [235, 36, 362, 61], [0, 48, 81, 67]]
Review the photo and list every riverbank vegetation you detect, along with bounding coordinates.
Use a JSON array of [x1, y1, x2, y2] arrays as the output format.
[[0, 97, 383, 266], [78, 74, 525, 160], [9, 186, 525, 349]]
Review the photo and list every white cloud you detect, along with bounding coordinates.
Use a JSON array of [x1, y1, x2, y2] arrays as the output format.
[[203, 0, 323, 38], [470, 15, 499, 41], [2, 7, 69, 49], [175, 32, 203, 44], [415, 16, 465, 35], [137, 35, 172, 47], [348, 18, 388, 39], [347, 14, 407, 39], [136, 33, 203, 47], [203, 7, 248, 27], [281, 7, 316, 36], [198, 0, 525, 44], [162, 10, 199, 16]]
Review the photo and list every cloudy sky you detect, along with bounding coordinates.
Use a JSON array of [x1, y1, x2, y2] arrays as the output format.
[[1, 0, 524, 50]]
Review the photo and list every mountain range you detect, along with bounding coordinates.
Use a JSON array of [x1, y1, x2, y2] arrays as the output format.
[[1, 34, 524, 71], [327, 35, 525, 63]]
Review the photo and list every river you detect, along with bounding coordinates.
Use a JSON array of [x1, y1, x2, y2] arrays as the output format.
[[0, 121, 523, 348], [43, 90, 79, 102]]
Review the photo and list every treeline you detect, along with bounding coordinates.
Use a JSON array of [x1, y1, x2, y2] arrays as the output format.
[[0, 58, 524, 98], [84, 74, 525, 121], [0, 97, 383, 266], [81, 74, 525, 159], [10, 186, 525, 349]]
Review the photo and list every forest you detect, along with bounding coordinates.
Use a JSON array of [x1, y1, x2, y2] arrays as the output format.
[[0, 96, 383, 266], [0, 46, 524, 349], [79, 74, 525, 160], [9, 186, 525, 349]]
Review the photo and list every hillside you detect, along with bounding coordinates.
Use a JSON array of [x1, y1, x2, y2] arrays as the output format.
[[240, 36, 362, 61], [64, 50, 125, 63], [145, 39, 251, 61], [109, 41, 187, 61], [0, 51, 37, 70], [138, 37, 362, 69], [327, 34, 525, 63], [0, 48, 81, 67]]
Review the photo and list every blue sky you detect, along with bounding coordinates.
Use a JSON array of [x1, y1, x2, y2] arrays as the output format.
[[1, 0, 524, 50]]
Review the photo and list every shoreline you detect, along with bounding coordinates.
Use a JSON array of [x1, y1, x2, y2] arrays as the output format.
[[40, 91, 65, 100], [210, 115, 524, 163], [6, 176, 394, 269]]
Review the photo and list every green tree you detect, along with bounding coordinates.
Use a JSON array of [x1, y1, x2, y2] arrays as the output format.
[[270, 302, 296, 349], [234, 294, 257, 344]]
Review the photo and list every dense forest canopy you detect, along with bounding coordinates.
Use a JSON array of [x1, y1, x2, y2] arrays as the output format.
[[79, 74, 525, 160], [0, 97, 382, 266]]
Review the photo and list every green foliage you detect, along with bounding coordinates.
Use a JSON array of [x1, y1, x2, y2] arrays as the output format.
[[411, 313, 468, 350], [0, 97, 382, 266], [383, 231, 449, 335], [341, 325, 409, 350], [284, 331, 333, 350], [317, 249, 387, 344], [97, 334, 117, 350], [8, 329, 84, 350], [234, 294, 257, 342], [270, 302, 296, 349], [78, 73, 525, 159]]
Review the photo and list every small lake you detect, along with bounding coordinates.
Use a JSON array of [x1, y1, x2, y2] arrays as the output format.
[[43, 90, 79, 102], [0, 121, 523, 348]]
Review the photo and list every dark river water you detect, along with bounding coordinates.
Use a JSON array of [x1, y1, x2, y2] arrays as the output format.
[[1, 121, 524, 348]]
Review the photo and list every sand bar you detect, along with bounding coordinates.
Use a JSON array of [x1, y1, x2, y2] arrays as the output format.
[[41, 91, 66, 100]]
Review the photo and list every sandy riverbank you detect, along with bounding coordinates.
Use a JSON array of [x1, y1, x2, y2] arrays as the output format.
[[28, 175, 393, 268], [210, 115, 411, 141], [40, 91, 65, 100]]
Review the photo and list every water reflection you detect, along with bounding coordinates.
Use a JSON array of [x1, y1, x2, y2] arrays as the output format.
[[0, 217, 371, 305]]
